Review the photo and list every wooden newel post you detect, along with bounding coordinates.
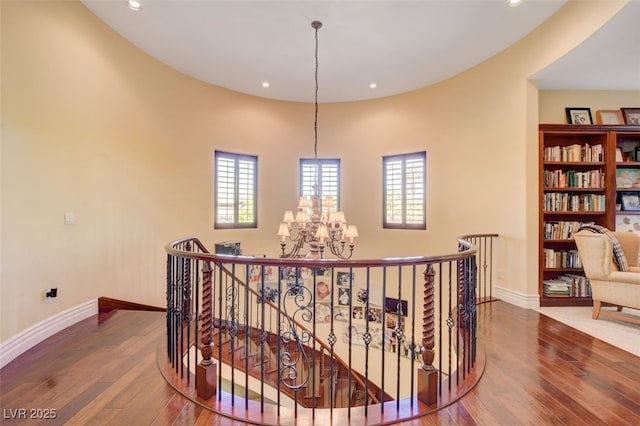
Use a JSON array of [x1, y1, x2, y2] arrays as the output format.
[[197, 261, 217, 399], [417, 263, 438, 405]]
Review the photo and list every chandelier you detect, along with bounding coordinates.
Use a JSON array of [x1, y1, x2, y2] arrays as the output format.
[[277, 21, 358, 260]]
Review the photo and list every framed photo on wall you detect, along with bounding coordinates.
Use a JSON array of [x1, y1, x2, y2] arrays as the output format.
[[621, 108, 640, 125], [596, 109, 624, 125], [565, 107, 593, 125]]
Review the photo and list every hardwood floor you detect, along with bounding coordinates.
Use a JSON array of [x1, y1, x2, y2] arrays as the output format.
[[1, 301, 639, 425]]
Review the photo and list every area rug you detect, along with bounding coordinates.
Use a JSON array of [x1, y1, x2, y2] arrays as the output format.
[[538, 306, 640, 357]]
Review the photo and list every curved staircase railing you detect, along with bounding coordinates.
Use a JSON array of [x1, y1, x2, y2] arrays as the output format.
[[213, 262, 389, 408], [160, 233, 499, 425]]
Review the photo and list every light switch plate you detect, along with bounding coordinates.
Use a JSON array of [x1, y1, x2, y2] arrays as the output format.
[[64, 212, 75, 225]]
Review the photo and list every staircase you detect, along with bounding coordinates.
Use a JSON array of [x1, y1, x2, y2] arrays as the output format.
[[211, 320, 390, 408]]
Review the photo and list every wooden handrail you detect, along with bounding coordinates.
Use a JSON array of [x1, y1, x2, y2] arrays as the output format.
[[165, 236, 479, 267]]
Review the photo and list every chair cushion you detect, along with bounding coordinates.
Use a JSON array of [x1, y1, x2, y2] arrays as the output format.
[[578, 224, 629, 272]]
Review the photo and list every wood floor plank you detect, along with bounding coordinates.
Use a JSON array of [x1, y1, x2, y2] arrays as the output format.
[[1, 302, 639, 425]]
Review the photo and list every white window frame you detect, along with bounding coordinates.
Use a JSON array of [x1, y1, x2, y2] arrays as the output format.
[[300, 159, 341, 212], [383, 151, 426, 229], [214, 151, 257, 229]]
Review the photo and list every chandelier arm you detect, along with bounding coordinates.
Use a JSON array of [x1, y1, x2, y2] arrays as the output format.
[[281, 231, 308, 258]]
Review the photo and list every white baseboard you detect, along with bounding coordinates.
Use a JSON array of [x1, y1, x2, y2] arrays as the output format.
[[493, 286, 540, 310], [0, 299, 99, 369]]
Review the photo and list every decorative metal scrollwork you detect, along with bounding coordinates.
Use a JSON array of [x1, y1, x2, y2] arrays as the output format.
[[279, 270, 313, 392], [225, 282, 239, 338]]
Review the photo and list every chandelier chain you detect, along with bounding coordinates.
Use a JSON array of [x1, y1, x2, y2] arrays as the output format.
[[313, 21, 320, 163]]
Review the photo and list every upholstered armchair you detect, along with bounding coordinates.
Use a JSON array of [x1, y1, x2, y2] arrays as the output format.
[[573, 230, 640, 325]]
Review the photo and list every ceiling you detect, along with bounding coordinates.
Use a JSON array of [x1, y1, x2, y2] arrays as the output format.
[[82, 0, 640, 103]]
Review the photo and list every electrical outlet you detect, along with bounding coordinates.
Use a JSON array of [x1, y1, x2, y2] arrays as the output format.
[[43, 288, 58, 303]]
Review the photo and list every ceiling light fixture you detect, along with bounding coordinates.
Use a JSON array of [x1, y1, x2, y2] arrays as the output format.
[[277, 21, 358, 260], [262, 82, 270, 88], [127, 1, 142, 12], [369, 83, 377, 89], [507, 0, 523, 7]]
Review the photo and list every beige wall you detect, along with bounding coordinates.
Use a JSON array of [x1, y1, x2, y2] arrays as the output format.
[[539, 90, 640, 124], [0, 1, 630, 343]]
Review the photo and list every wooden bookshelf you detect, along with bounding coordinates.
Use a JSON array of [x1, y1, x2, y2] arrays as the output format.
[[538, 125, 640, 307], [613, 130, 640, 234]]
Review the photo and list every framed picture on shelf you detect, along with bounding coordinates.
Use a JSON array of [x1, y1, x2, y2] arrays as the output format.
[[616, 169, 640, 188], [621, 192, 640, 211], [616, 214, 640, 234], [596, 109, 624, 125], [565, 107, 593, 125], [621, 108, 640, 125]]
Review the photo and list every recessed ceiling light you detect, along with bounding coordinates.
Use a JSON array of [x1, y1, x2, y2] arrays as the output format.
[[369, 83, 377, 89], [262, 82, 270, 88], [128, 1, 142, 12], [508, 0, 523, 7]]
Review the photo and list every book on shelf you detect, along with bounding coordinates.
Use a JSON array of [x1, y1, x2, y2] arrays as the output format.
[[544, 169, 604, 189], [543, 143, 603, 163], [543, 221, 594, 240], [542, 248, 582, 268], [543, 193, 606, 212], [543, 275, 591, 298], [543, 279, 570, 297]]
